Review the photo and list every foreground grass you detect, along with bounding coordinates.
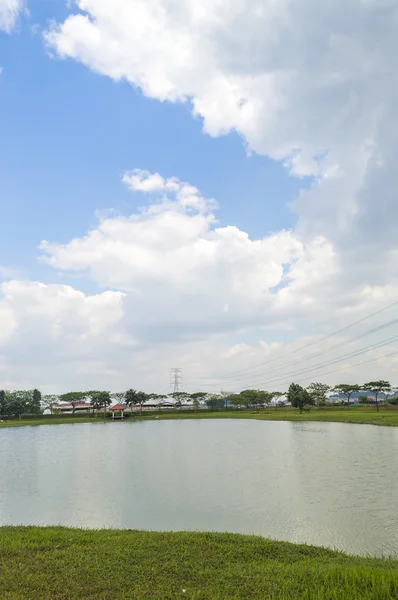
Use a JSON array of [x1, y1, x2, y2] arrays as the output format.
[[0, 528, 397, 600], [2, 406, 398, 428]]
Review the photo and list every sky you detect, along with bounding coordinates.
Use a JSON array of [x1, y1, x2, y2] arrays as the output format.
[[1, 0, 398, 394]]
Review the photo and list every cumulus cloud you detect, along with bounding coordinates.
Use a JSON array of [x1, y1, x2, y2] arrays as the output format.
[[45, 0, 398, 174], [2, 166, 398, 392], [43, 0, 398, 293], [0, 0, 23, 32], [2, 0, 398, 391]]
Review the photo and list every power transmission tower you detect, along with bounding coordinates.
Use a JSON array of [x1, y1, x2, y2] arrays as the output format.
[[170, 368, 183, 393]]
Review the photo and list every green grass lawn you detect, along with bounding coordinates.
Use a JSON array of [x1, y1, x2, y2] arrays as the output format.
[[0, 527, 397, 599], [2, 406, 398, 428]]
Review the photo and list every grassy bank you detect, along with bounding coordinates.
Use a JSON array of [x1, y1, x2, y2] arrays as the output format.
[[2, 406, 398, 428], [0, 527, 397, 599]]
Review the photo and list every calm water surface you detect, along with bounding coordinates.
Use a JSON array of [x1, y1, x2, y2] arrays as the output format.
[[1, 419, 398, 556]]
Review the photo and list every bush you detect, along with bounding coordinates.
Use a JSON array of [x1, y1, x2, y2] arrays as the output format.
[[388, 397, 398, 405]]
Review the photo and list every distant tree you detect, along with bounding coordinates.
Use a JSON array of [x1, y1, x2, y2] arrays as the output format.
[[270, 391, 285, 409], [0, 389, 6, 417], [42, 395, 60, 415], [192, 398, 200, 412], [5, 390, 39, 419], [363, 380, 391, 412], [231, 395, 244, 410], [237, 389, 262, 409], [32, 389, 42, 413], [256, 390, 273, 409], [358, 395, 370, 405], [190, 392, 208, 403], [287, 383, 314, 414], [112, 392, 126, 404], [150, 393, 169, 411], [125, 389, 141, 414], [87, 391, 111, 416], [205, 394, 224, 411], [307, 382, 331, 406], [169, 391, 190, 410], [332, 384, 360, 405], [59, 392, 85, 415]]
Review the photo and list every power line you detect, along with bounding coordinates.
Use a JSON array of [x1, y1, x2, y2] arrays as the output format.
[[194, 332, 398, 390], [195, 298, 398, 382], [258, 347, 398, 390], [195, 316, 398, 386]]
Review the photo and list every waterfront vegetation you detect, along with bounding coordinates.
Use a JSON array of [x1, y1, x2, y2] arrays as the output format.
[[1, 527, 397, 599], [2, 405, 398, 428]]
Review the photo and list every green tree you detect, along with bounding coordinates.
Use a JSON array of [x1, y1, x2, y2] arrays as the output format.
[[190, 392, 208, 403], [169, 391, 190, 410], [363, 380, 391, 412], [270, 391, 285, 409], [192, 398, 200, 412], [287, 383, 314, 414], [256, 390, 274, 409], [88, 391, 111, 416], [42, 395, 60, 415], [0, 389, 6, 417], [236, 389, 262, 409], [205, 394, 224, 411], [307, 382, 331, 406], [59, 392, 85, 415], [332, 384, 360, 405], [125, 389, 140, 414], [358, 395, 370, 404], [5, 390, 39, 419], [32, 389, 42, 413]]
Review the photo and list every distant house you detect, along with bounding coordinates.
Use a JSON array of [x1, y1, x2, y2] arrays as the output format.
[[59, 402, 92, 413]]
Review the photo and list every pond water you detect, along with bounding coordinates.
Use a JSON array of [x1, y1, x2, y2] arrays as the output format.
[[1, 419, 398, 556]]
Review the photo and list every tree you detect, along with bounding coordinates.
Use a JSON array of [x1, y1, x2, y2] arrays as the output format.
[[205, 394, 224, 411], [307, 382, 331, 406], [169, 391, 190, 410], [270, 391, 285, 409], [192, 398, 200, 412], [59, 392, 85, 414], [363, 380, 391, 412], [0, 390, 6, 417], [125, 389, 150, 414], [236, 389, 262, 409], [125, 389, 140, 414], [88, 391, 111, 417], [32, 389, 42, 413], [4, 390, 40, 419], [332, 384, 360, 405], [42, 395, 60, 415], [190, 392, 208, 403], [256, 390, 274, 409], [358, 395, 370, 405], [287, 383, 314, 414]]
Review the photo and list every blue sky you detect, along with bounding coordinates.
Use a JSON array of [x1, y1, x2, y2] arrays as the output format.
[[0, 5, 308, 288], [1, 0, 398, 394]]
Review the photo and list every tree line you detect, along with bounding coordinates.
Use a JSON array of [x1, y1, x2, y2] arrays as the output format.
[[0, 380, 396, 418]]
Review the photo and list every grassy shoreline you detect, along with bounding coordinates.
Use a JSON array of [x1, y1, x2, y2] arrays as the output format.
[[0, 527, 397, 599], [2, 406, 398, 428]]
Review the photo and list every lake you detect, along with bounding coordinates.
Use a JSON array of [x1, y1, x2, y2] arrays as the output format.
[[1, 419, 398, 556]]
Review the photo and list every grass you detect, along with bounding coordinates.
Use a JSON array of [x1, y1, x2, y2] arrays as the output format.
[[2, 406, 398, 428], [0, 528, 397, 599]]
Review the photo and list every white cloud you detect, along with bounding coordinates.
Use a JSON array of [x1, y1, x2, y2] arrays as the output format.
[[45, 0, 398, 177], [2, 0, 397, 391], [1, 167, 397, 392], [43, 0, 398, 290], [0, 0, 23, 32]]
